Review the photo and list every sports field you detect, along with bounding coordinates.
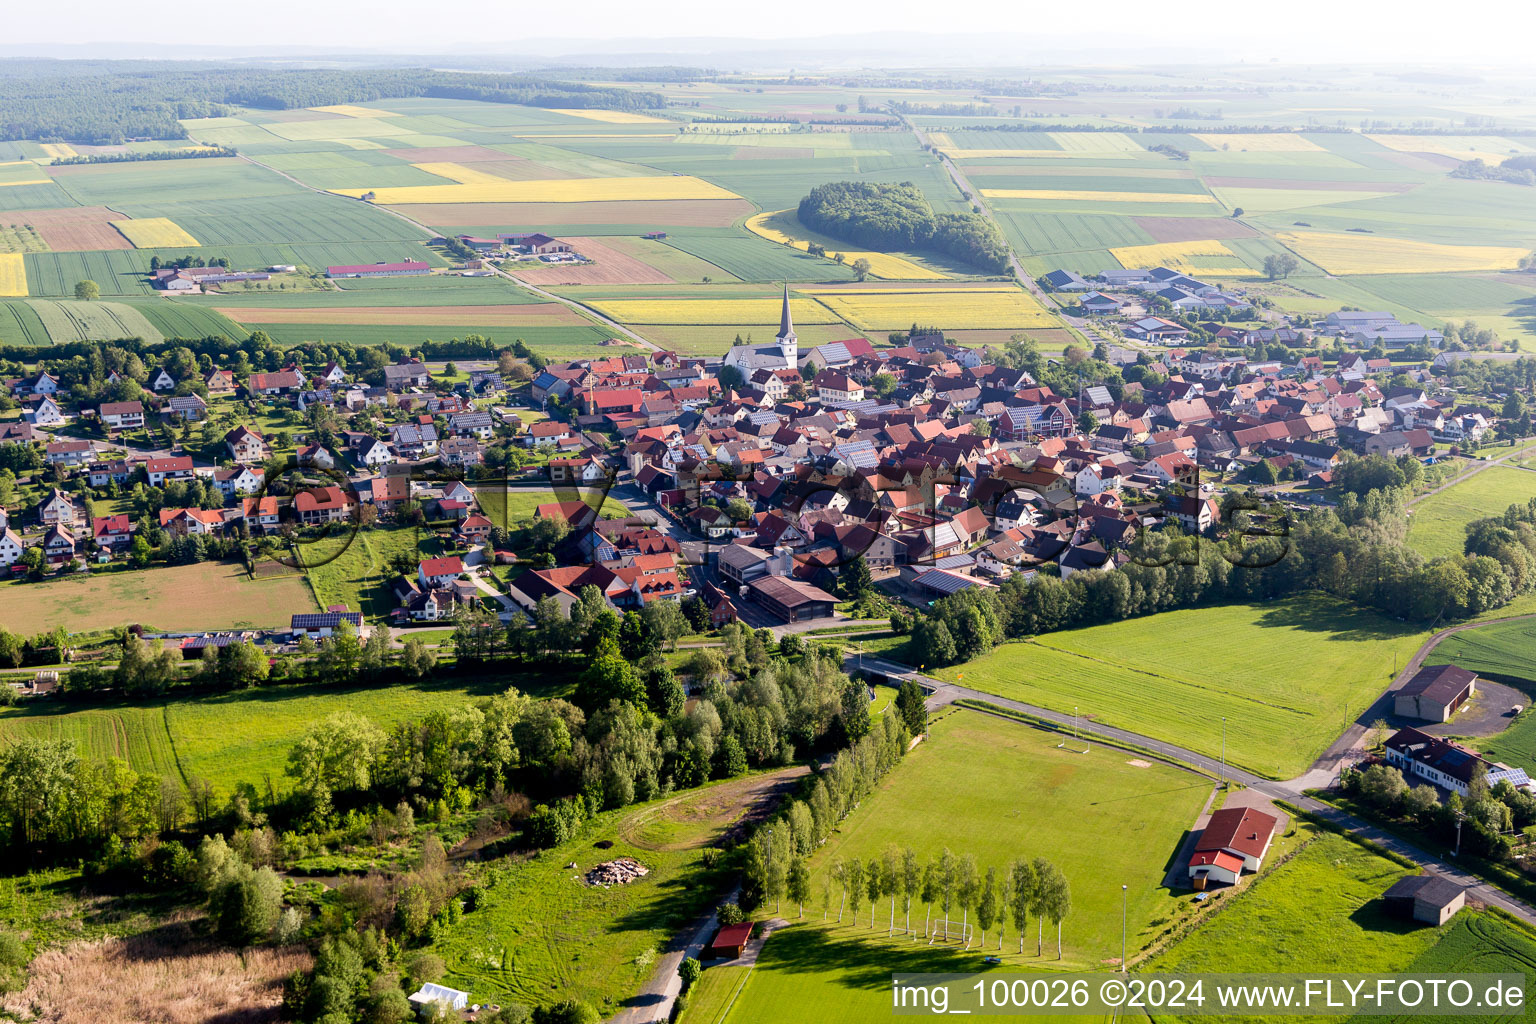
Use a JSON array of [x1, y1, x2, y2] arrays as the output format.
[[1406, 465, 1535, 559], [0, 562, 317, 634], [713, 710, 1209, 1021], [931, 596, 1427, 779]]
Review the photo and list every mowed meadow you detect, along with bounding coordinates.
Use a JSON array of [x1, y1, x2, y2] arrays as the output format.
[[931, 595, 1428, 779]]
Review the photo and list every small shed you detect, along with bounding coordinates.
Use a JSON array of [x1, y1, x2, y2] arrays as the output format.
[[707, 921, 754, 960], [1382, 874, 1466, 926], [408, 982, 469, 1017]]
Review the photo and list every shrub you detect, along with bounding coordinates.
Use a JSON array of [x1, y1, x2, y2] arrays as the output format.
[[716, 901, 744, 926]]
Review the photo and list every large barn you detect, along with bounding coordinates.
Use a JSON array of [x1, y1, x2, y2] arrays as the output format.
[[1393, 664, 1477, 723]]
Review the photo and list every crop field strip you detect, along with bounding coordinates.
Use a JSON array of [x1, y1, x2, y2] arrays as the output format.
[[744, 210, 949, 280], [214, 303, 593, 326], [332, 175, 741, 204], [27, 300, 164, 344], [1109, 240, 1254, 275], [0, 253, 26, 296], [112, 216, 200, 248], [3, 205, 132, 250], [1274, 230, 1528, 275]]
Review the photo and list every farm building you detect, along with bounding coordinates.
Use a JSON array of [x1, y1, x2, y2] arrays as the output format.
[[1188, 806, 1278, 887], [745, 574, 836, 623], [290, 610, 363, 639], [1381, 727, 1530, 796], [1381, 874, 1466, 926], [500, 232, 573, 254], [326, 260, 431, 279], [1393, 664, 1477, 723], [708, 922, 754, 960]]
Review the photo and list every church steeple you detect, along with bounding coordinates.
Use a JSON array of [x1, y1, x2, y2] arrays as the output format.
[[775, 282, 797, 365]]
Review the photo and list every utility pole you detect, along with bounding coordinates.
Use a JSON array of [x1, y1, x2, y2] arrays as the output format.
[[1453, 811, 1465, 858]]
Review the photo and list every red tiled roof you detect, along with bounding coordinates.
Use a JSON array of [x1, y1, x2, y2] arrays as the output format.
[[1195, 807, 1277, 860]]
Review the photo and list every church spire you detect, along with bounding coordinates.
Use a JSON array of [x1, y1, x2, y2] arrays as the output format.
[[777, 282, 794, 341]]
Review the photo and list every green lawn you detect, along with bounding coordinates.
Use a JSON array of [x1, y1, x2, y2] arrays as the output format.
[[1407, 465, 1535, 560], [678, 965, 751, 1024], [716, 710, 1210, 1023], [473, 485, 627, 532], [300, 525, 444, 622], [932, 596, 1427, 779], [1151, 830, 1450, 1024]]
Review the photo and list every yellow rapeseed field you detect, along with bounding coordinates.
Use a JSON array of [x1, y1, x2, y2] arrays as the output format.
[[1049, 132, 1144, 153], [0, 179, 52, 188], [333, 176, 740, 204], [0, 254, 27, 296], [309, 105, 400, 118], [412, 162, 510, 185], [40, 143, 77, 159], [113, 218, 200, 248], [744, 210, 947, 280], [583, 297, 840, 326], [942, 149, 1137, 160], [1366, 134, 1532, 165], [1109, 241, 1252, 276], [1193, 133, 1325, 152], [548, 109, 671, 124], [981, 188, 1216, 204], [806, 287, 1058, 331], [1274, 232, 1527, 275]]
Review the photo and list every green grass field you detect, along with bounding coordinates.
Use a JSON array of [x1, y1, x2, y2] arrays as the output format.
[[300, 525, 445, 622], [1407, 466, 1536, 560], [472, 485, 627, 532], [0, 673, 555, 796], [1353, 913, 1536, 1024], [931, 596, 1427, 779], [1151, 830, 1439, 1024], [712, 710, 1210, 1023]]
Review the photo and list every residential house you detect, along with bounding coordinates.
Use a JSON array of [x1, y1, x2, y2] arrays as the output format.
[[213, 465, 264, 498], [225, 425, 269, 463], [42, 524, 76, 565], [99, 400, 145, 431], [383, 359, 431, 390], [0, 528, 23, 568], [418, 555, 465, 588], [146, 456, 195, 486], [390, 422, 439, 458], [294, 485, 357, 525], [38, 488, 76, 526]]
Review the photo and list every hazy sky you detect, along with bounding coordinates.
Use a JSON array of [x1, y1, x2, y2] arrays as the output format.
[[6, 0, 1535, 63]]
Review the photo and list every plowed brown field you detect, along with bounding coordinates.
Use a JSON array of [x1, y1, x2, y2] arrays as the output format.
[[8, 206, 132, 250]]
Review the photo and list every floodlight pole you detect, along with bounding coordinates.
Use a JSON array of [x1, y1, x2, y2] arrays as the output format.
[[1453, 812, 1464, 858], [1120, 884, 1128, 973], [1220, 717, 1227, 788]]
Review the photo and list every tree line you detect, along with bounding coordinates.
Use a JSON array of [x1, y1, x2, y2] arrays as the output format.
[[904, 482, 1536, 669], [797, 181, 1011, 273], [0, 60, 665, 144], [825, 850, 1073, 958]]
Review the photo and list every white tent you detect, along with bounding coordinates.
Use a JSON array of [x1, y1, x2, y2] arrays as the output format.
[[408, 982, 469, 1014]]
